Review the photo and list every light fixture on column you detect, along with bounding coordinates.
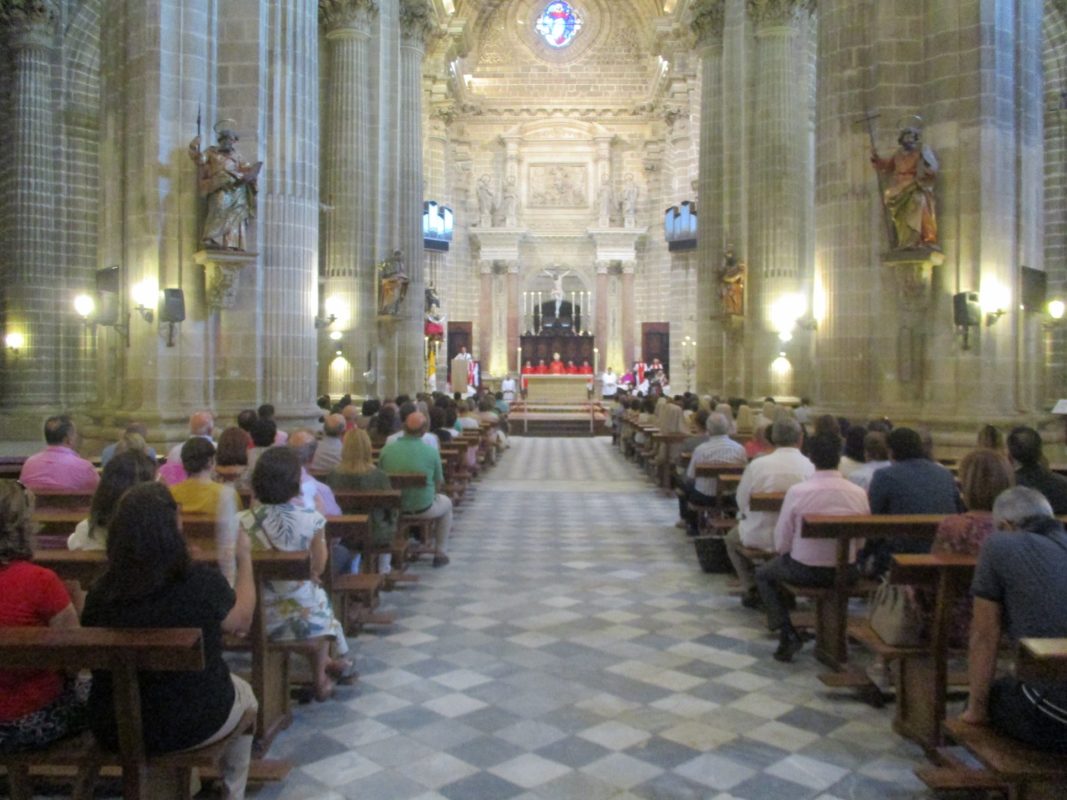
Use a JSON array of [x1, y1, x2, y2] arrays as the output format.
[[1048, 299, 1065, 322], [131, 282, 156, 323], [664, 201, 697, 252], [980, 281, 1010, 326], [5, 332, 24, 355], [316, 295, 343, 329], [74, 292, 131, 347]]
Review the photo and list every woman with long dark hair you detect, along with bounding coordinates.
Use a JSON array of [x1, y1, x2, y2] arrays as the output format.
[[67, 450, 157, 551], [81, 482, 257, 798]]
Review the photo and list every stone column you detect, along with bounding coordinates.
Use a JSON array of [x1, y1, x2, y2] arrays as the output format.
[[319, 0, 379, 397], [394, 0, 435, 393], [478, 262, 492, 369], [0, 1, 58, 408], [506, 262, 519, 372], [621, 265, 636, 367], [260, 0, 320, 412], [691, 0, 727, 394], [595, 261, 609, 341], [747, 0, 811, 395]]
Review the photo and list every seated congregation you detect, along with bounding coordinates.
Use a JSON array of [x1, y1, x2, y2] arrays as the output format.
[[0, 390, 507, 798], [617, 391, 1067, 797]]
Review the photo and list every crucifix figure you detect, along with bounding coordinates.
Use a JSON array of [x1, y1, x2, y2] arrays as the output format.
[[541, 267, 572, 320]]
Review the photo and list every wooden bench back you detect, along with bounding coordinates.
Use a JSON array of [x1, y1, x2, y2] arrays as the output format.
[[1017, 638, 1067, 684], [332, 489, 402, 515], [801, 514, 944, 540], [0, 626, 204, 788], [748, 492, 784, 512], [31, 491, 95, 511], [383, 471, 430, 490]]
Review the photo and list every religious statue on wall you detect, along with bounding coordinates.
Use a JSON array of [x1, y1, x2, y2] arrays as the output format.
[[498, 175, 518, 227], [597, 176, 614, 226], [622, 174, 639, 228], [425, 285, 445, 340], [476, 174, 496, 227], [869, 120, 939, 251], [718, 245, 745, 316], [188, 120, 262, 251], [378, 250, 409, 315]]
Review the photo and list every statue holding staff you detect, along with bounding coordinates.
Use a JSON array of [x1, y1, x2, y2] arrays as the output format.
[[870, 118, 939, 250], [188, 120, 262, 251]]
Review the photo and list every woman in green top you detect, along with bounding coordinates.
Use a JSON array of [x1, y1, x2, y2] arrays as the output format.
[[325, 428, 398, 573]]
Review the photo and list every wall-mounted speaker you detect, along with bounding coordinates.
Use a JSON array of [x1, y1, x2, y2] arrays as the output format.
[[160, 289, 186, 323], [1021, 266, 1047, 312], [953, 291, 980, 327]]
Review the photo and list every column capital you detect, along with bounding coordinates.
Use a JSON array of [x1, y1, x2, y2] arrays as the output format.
[[1, 0, 57, 52], [746, 0, 812, 30], [689, 0, 726, 48], [319, 0, 378, 37], [479, 260, 493, 275], [506, 260, 520, 275], [399, 0, 437, 48], [595, 260, 610, 275]]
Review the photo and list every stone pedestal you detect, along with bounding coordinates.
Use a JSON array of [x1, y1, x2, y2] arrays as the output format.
[[195, 250, 257, 311]]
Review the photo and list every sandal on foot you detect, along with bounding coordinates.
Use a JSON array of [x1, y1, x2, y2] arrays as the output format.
[[327, 658, 359, 683]]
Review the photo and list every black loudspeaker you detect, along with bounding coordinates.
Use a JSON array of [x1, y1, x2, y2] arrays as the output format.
[[1021, 266, 1047, 312], [160, 289, 186, 323], [953, 291, 980, 327]]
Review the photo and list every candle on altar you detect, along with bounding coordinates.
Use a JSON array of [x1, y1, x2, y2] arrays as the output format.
[[517, 346, 522, 370], [593, 347, 599, 374]]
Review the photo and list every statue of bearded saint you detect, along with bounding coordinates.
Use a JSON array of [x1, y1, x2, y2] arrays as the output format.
[[188, 123, 262, 251], [870, 125, 939, 250]]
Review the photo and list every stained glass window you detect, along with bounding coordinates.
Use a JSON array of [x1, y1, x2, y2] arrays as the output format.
[[535, 2, 583, 49]]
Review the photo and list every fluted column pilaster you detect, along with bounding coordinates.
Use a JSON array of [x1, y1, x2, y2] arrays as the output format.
[[691, 0, 726, 394], [261, 0, 320, 412], [478, 263, 492, 371], [1, 0, 58, 407], [320, 0, 378, 396], [621, 266, 636, 368], [748, 0, 811, 395], [506, 263, 519, 373], [393, 0, 435, 393]]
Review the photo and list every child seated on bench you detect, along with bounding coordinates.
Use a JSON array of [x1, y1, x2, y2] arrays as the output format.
[[81, 482, 258, 797], [0, 480, 86, 753], [960, 486, 1067, 752]]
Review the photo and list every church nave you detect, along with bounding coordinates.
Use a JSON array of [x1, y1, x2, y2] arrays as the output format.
[[254, 437, 928, 800]]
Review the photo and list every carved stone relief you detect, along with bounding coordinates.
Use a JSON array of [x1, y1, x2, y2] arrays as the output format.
[[528, 164, 588, 208]]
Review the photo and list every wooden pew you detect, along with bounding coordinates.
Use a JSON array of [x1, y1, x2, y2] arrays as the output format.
[[36, 549, 308, 756], [0, 627, 280, 800], [877, 552, 977, 751], [652, 432, 688, 492], [0, 456, 27, 480], [791, 514, 943, 671], [686, 464, 745, 573], [920, 639, 1067, 799], [31, 490, 95, 512]]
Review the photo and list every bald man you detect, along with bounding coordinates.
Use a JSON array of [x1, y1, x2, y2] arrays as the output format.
[[310, 414, 346, 472], [378, 411, 453, 567], [162, 410, 216, 483], [289, 429, 341, 517]]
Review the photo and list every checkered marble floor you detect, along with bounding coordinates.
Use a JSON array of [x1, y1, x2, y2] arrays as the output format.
[[252, 437, 933, 800]]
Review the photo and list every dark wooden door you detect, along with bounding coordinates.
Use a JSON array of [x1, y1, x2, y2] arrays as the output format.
[[642, 322, 669, 375]]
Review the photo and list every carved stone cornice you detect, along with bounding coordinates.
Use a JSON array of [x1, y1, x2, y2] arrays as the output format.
[[0, 0, 57, 52], [689, 0, 727, 48], [319, 0, 378, 36], [747, 0, 813, 30], [399, 0, 437, 48]]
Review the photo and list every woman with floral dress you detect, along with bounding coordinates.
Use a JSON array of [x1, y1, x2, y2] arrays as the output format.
[[238, 447, 354, 700]]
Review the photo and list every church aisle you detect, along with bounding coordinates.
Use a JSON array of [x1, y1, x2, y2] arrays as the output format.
[[255, 438, 930, 800]]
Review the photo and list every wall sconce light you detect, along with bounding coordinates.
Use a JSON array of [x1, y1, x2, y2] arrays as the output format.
[[5, 332, 24, 354], [317, 295, 343, 329], [74, 293, 131, 347], [980, 282, 1010, 328], [329, 330, 343, 342], [986, 308, 1006, 326], [131, 282, 156, 324], [1049, 299, 1065, 322]]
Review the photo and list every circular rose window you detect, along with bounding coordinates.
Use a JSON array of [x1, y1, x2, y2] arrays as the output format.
[[535, 2, 583, 49]]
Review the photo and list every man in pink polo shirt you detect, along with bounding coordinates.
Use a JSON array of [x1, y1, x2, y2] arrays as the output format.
[[19, 415, 100, 493], [754, 431, 869, 662]]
